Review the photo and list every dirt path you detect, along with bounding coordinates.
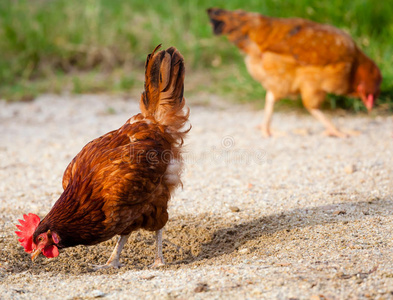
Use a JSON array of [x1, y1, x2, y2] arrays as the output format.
[[0, 95, 392, 299]]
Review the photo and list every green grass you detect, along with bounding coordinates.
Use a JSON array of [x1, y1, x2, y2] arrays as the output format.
[[0, 0, 392, 111]]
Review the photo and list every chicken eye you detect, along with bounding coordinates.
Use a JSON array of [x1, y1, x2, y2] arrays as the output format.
[[38, 236, 44, 242]]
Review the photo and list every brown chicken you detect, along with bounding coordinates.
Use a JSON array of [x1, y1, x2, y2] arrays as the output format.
[[15, 45, 190, 269], [207, 8, 382, 137]]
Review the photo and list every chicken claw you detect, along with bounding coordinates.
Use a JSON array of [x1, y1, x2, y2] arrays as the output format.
[[257, 124, 287, 137], [150, 258, 165, 268], [322, 129, 348, 138], [91, 234, 130, 270], [91, 261, 124, 271], [261, 126, 272, 138]]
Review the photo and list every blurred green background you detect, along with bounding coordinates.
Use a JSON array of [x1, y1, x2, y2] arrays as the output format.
[[0, 0, 392, 111]]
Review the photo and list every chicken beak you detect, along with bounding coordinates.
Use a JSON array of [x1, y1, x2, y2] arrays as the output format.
[[31, 248, 42, 261]]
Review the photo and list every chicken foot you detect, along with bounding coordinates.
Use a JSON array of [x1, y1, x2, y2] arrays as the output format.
[[92, 233, 131, 270], [307, 108, 347, 138], [150, 229, 165, 268]]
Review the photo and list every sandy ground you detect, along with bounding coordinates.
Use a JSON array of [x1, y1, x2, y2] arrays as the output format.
[[0, 94, 392, 299]]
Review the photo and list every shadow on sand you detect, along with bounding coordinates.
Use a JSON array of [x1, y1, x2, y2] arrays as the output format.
[[4, 198, 392, 275], [175, 197, 393, 264]]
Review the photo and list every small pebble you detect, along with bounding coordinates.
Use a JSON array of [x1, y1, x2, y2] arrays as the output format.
[[229, 206, 240, 212], [140, 275, 155, 280], [194, 283, 209, 293], [91, 290, 105, 298], [333, 210, 346, 216], [277, 262, 292, 267], [344, 164, 355, 174]]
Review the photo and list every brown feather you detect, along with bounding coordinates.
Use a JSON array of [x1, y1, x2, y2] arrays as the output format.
[[207, 8, 382, 108], [33, 46, 190, 250]]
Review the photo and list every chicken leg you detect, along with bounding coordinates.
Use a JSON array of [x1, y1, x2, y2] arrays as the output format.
[[261, 91, 275, 137], [150, 229, 165, 268], [307, 108, 347, 138], [93, 233, 130, 270]]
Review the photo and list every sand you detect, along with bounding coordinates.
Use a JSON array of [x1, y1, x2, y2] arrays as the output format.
[[0, 94, 392, 299]]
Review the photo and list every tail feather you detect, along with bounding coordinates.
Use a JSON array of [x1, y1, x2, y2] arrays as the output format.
[[140, 45, 188, 132]]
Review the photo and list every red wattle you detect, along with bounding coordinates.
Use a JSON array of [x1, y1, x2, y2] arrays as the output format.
[[42, 245, 59, 258], [366, 94, 374, 111]]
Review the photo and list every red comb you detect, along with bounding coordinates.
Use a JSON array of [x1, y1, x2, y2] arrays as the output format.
[[15, 213, 41, 253]]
